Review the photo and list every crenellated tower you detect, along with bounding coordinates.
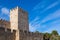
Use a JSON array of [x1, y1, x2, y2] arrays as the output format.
[[10, 7, 29, 31]]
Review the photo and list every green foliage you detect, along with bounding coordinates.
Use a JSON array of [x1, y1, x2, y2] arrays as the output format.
[[43, 33, 51, 40], [51, 38, 57, 40], [43, 30, 60, 40], [51, 30, 58, 36]]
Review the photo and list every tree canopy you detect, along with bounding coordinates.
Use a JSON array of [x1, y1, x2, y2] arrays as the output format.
[[51, 30, 58, 36]]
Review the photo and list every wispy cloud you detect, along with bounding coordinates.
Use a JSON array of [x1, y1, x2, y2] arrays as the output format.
[[29, 9, 60, 34], [40, 9, 60, 34], [30, 16, 40, 25], [29, 16, 48, 32], [32, 1, 46, 11], [41, 1, 59, 13], [1, 7, 10, 16], [29, 16, 41, 32], [31, 0, 60, 33], [0, 7, 10, 20], [29, 24, 37, 32], [32, 0, 59, 14], [42, 9, 60, 23]]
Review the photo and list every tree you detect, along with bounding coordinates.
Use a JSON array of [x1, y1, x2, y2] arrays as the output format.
[[51, 30, 58, 36], [43, 33, 51, 40], [50, 30, 59, 40]]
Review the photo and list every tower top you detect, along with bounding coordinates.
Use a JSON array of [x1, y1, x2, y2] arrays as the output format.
[[10, 6, 28, 14]]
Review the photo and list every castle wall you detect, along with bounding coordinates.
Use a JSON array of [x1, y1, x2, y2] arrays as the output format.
[[19, 30, 43, 40], [0, 20, 10, 29], [0, 27, 43, 40], [0, 27, 16, 40]]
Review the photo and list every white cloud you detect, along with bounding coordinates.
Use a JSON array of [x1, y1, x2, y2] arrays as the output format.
[[29, 24, 37, 32], [41, 18, 60, 34], [29, 10, 60, 32], [42, 9, 60, 23], [0, 7, 10, 20], [32, 1, 59, 14], [41, 1, 59, 13], [30, 16, 40, 25], [1, 7, 10, 16], [0, 16, 6, 20], [29, 16, 41, 32], [29, 10, 60, 34], [32, 1, 46, 11], [29, 0, 60, 34], [40, 10, 60, 34]]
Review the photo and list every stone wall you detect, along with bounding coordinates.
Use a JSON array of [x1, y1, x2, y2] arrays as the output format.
[[19, 30, 43, 40], [0, 27, 43, 40], [18, 8, 29, 31], [0, 19, 10, 29], [0, 27, 16, 40]]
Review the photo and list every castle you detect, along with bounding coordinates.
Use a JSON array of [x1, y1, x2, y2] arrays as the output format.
[[0, 7, 43, 40]]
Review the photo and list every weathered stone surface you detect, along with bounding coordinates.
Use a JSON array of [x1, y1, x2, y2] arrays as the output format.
[[19, 30, 43, 40], [0, 27, 16, 40], [0, 19, 10, 29]]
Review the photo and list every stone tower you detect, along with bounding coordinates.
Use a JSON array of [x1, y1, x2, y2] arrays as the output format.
[[10, 7, 29, 31]]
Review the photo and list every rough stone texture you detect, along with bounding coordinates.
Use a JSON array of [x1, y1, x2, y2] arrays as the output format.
[[0, 19, 10, 29], [19, 30, 43, 40], [18, 8, 29, 31], [0, 27, 16, 40], [0, 7, 43, 40]]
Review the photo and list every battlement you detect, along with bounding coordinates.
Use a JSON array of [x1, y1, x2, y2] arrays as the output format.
[[0, 19, 10, 29], [0, 27, 16, 40], [19, 30, 43, 40], [19, 30, 43, 37], [10, 6, 28, 14], [10, 6, 18, 12], [0, 27, 16, 33]]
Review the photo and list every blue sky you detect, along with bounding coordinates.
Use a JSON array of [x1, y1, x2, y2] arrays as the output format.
[[0, 0, 60, 34]]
